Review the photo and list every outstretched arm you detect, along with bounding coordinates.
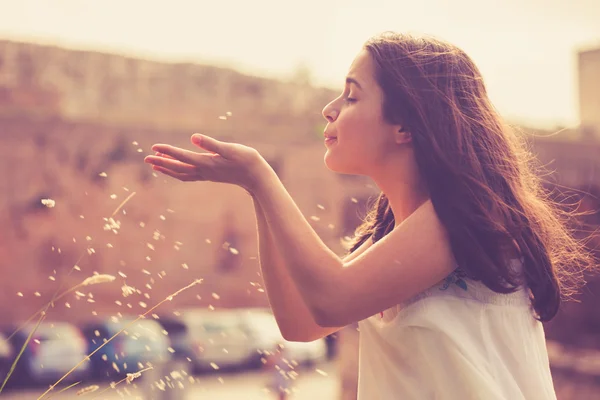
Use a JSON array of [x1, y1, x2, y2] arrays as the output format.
[[145, 135, 456, 328], [252, 168, 456, 327], [253, 198, 342, 342], [253, 196, 375, 341]]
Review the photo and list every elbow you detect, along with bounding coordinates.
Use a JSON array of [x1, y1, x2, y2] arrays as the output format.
[[312, 305, 344, 328], [280, 330, 315, 343]]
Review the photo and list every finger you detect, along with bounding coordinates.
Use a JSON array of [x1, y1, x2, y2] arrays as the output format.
[[151, 165, 198, 182], [151, 144, 203, 165], [155, 152, 177, 160], [144, 155, 197, 173], [191, 134, 228, 157]]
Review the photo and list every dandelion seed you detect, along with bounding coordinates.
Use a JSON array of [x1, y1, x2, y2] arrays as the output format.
[[34, 292, 41, 297], [17, 292, 23, 297], [115, 300, 122, 306], [351, 197, 358, 203], [132, 141, 139, 146], [315, 368, 328, 376], [146, 256, 152, 261], [310, 216, 320, 221], [210, 362, 219, 370], [99, 172, 108, 177], [139, 301, 147, 308], [112, 362, 120, 373], [33, 339, 40, 344], [107, 243, 113, 248], [76, 384, 100, 395], [122, 284, 136, 297], [82, 274, 116, 286], [147, 243, 155, 251], [170, 370, 183, 380], [226, 111, 232, 117], [211, 293, 220, 300], [181, 263, 189, 270], [205, 239, 212, 244], [167, 347, 175, 353], [110, 194, 117, 200], [65, 302, 71, 308], [41, 198, 55, 208], [229, 247, 239, 255], [218, 116, 227, 120], [49, 276, 56, 281], [79, 215, 85, 219], [74, 265, 81, 271], [118, 271, 127, 278], [103, 217, 121, 231], [126, 371, 143, 383], [86, 236, 92, 241], [139, 222, 146, 228], [328, 224, 335, 229]]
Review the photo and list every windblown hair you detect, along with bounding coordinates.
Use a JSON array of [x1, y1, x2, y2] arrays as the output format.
[[344, 32, 595, 322]]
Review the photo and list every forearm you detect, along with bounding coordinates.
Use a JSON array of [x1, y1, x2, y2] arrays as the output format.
[[251, 168, 342, 324], [253, 198, 338, 341]]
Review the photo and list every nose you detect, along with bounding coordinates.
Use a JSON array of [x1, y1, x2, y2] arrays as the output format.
[[322, 101, 339, 122]]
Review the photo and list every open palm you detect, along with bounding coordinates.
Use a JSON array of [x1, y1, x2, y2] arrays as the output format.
[[144, 134, 266, 192]]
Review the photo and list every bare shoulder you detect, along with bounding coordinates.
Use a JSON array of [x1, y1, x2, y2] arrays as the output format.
[[323, 199, 457, 325]]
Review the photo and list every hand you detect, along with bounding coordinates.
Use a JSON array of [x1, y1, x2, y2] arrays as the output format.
[[144, 134, 268, 193]]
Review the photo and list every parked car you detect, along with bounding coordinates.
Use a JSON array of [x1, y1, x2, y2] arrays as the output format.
[[170, 309, 254, 372], [0, 332, 13, 382], [235, 308, 328, 368], [3, 322, 89, 385], [81, 317, 171, 379], [155, 314, 190, 360]]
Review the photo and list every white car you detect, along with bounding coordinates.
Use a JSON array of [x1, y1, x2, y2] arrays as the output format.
[[235, 308, 328, 368], [176, 309, 254, 371]]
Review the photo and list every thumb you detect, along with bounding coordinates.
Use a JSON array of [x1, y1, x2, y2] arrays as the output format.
[[191, 134, 226, 156]]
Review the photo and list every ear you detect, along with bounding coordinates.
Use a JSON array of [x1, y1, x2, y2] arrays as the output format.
[[394, 127, 412, 145]]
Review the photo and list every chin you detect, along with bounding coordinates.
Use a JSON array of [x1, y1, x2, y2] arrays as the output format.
[[324, 154, 362, 175]]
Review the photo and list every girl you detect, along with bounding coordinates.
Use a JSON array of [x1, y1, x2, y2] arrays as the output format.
[[144, 32, 594, 399]]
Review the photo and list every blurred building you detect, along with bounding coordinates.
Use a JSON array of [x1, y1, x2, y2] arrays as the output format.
[[579, 45, 600, 140], [0, 40, 377, 324]]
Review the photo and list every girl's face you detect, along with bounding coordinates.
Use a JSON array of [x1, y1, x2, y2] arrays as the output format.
[[321, 49, 402, 176]]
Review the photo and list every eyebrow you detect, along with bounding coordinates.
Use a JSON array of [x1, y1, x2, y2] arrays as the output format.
[[345, 77, 363, 90]]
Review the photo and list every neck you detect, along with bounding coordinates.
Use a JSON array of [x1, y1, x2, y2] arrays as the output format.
[[370, 156, 429, 227]]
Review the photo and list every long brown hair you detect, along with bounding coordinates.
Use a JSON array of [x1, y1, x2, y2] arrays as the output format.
[[345, 32, 595, 322]]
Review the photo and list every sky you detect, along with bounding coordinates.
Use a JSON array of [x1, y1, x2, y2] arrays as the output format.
[[0, 0, 599, 128]]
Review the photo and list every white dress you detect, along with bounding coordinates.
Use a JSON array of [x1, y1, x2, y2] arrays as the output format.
[[357, 262, 557, 400]]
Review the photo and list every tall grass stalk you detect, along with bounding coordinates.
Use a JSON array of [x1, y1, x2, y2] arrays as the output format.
[[37, 278, 203, 399]]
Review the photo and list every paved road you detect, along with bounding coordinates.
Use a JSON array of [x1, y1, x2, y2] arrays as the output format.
[[0, 362, 339, 400]]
